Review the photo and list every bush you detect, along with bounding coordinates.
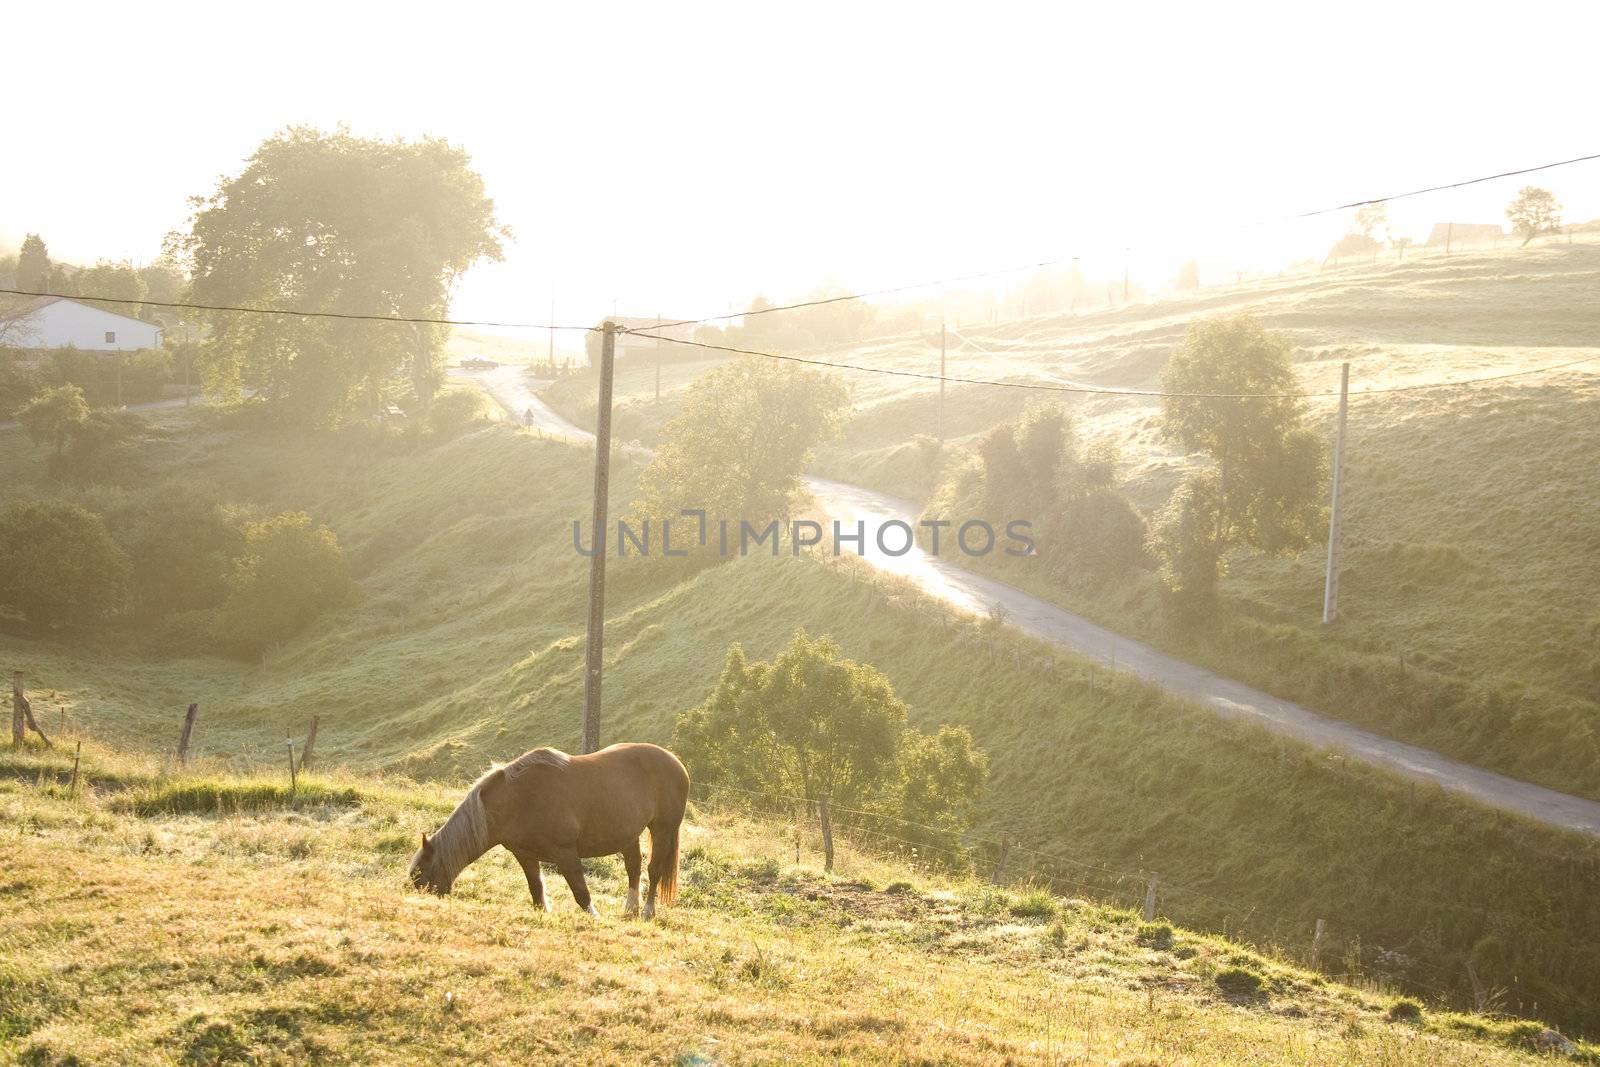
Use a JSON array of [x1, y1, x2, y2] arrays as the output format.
[[1386, 997, 1424, 1023], [98, 484, 242, 618], [425, 388, 491, 439], [0, 500, 129, 627], [50, 409, 156, 482], [219, 512, 352, 654], [1136, 922, 1174, 951], [1214, 966, 1265, 997], [1010, 888, 1057, 921]]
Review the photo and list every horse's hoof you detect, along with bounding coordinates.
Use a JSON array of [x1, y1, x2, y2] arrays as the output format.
[[585, 903, 599, 918]]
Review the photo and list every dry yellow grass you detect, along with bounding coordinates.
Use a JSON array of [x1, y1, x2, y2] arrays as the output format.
[[1, 744, 1588, 1065]]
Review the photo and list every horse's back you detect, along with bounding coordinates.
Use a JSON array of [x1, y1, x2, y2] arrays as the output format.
[[588, 742, 689, 817]]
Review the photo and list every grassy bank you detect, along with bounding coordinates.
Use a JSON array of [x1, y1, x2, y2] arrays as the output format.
[[1, 743, 1592, 1065]]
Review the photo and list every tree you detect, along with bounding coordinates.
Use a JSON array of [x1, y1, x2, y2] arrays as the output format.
[[1152, 315, 1326, 609], [1506, 186, 1562, 246], [0, 500, 129, 627], [15, 384, 88, 456], [16, 234, 49, 293], [637, 357, 849, 536], [101, 484, 243, 618], [172, 127, 507, 426], [1353, 202, 1388, 240], [675, 630, 988, 870], [219, 511, 352, 653], [73, 260, 147, 317]]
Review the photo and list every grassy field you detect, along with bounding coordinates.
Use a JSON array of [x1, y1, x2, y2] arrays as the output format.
[[538, 239, 1600, 800], [5, 415, 1600, 1036], [2, 742, 1593, 1065]]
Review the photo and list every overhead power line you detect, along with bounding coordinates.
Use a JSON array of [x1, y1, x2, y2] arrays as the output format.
[[649, 149, 1600, 332], [0, 287, 595, 332], [1293, 150, 1600, 218], [622, 329, 1599, 400]]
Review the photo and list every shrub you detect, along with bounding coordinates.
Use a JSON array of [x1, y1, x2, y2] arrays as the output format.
[[1136, 923, 1174, 951], [51, 409, 156, 482], [0, 500, 129, 627], [425, 388, 491, 439], [99, 484, 243, 618], [1010, 888, 1057, 921], [1214, 966, 1265, 997], [219, 512, 352, 654], [1386, 997, 1424, 1023]]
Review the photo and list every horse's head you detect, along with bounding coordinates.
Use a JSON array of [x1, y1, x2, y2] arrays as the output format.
[[408, 831, 451, 895]]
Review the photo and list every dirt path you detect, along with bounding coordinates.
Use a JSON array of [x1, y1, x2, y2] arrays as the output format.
[[455, 364, 1600, 838]]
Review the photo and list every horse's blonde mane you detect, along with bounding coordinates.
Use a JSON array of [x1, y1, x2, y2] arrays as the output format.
[[427, 749, 570, 886]]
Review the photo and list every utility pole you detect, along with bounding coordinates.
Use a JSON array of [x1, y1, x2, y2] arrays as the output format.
[[181, 323, 192, 406], [582, 321, 618, 753], [938, 320, 947, 441], [547, 296, 555, 371], [1445, 222, 1453, 256], [1322, 362, 1350, 625]]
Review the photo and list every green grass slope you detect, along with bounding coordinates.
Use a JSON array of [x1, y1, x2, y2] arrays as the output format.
[[4, 419, 1600, 1034], [538, 241, 1600, 801], [2, 744, 1593, 1066]]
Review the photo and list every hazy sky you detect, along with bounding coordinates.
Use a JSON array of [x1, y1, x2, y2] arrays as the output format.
[[6, 1, 1599, 334]]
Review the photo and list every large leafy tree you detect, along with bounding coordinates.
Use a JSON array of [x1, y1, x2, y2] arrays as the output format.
[[676, 630, 987, 870], [173, 127, 507, 427], [0, 500, 129, 628], [637, 357, 849, 536], [1152, 315, 1325, 608], [74, 260, 148, 318]]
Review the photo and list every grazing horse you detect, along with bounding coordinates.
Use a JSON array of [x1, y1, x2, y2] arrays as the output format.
[[408, 742, 688, 918]]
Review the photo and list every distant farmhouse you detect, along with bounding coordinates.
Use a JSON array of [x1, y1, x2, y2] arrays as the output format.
[[0, 295, 164, 352], [1426, 223, 1503, 246]]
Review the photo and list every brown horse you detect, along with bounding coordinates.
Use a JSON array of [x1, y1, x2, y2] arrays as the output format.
[[408, 742, 688, 918]]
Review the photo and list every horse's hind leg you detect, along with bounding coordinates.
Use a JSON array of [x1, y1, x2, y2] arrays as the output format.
[[552, 849, 597, 917], [621, 838, 642, 917]]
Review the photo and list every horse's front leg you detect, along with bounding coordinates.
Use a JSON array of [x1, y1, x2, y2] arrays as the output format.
[[621, 838, 643, 917], [509, 847, 550, 912], [551, 848, 597, 917]]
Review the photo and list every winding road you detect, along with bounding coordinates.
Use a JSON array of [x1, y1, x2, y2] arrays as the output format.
[[459, 364, 1600, 838]]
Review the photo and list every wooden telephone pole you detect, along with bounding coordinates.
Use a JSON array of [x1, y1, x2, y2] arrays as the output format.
[[938, 321, 947, 441], [1322, 362, 1350, 624], [582, 321, 618, 753]]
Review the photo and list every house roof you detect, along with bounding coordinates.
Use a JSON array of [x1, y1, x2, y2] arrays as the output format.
[[0, 294, 63, 321], [0, 295, 159, 330]]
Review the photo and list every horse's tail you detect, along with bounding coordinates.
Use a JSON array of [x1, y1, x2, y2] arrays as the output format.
[[655, 819, 681, 905]]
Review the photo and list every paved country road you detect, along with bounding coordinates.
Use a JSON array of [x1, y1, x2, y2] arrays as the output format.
[[457, 364, 1600, 838]]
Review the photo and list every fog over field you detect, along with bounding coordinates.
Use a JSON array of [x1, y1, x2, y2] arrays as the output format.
[[3, 4, 1600, 1064]]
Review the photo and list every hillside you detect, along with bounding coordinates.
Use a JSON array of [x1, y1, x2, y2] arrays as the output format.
[[4, 415, 1600, 1036], [539, 240, 1600, 799], [2, 742, 1593, 1066]]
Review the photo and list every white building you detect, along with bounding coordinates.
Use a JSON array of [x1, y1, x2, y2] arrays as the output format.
[[0, 296, 164, 351]]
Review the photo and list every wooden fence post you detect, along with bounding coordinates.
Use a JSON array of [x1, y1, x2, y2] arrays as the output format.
[[993, 832, 1012, 884], [69, 740, 81, 795], [1311, 918, 1327, 970], [12, 670, 24, 746], [298, 716, 319, 774], [1143, 873, 1159, 921], [177, 704, 198, 767], [818, 794, 834, 873], [286, 737, 298, 799]]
